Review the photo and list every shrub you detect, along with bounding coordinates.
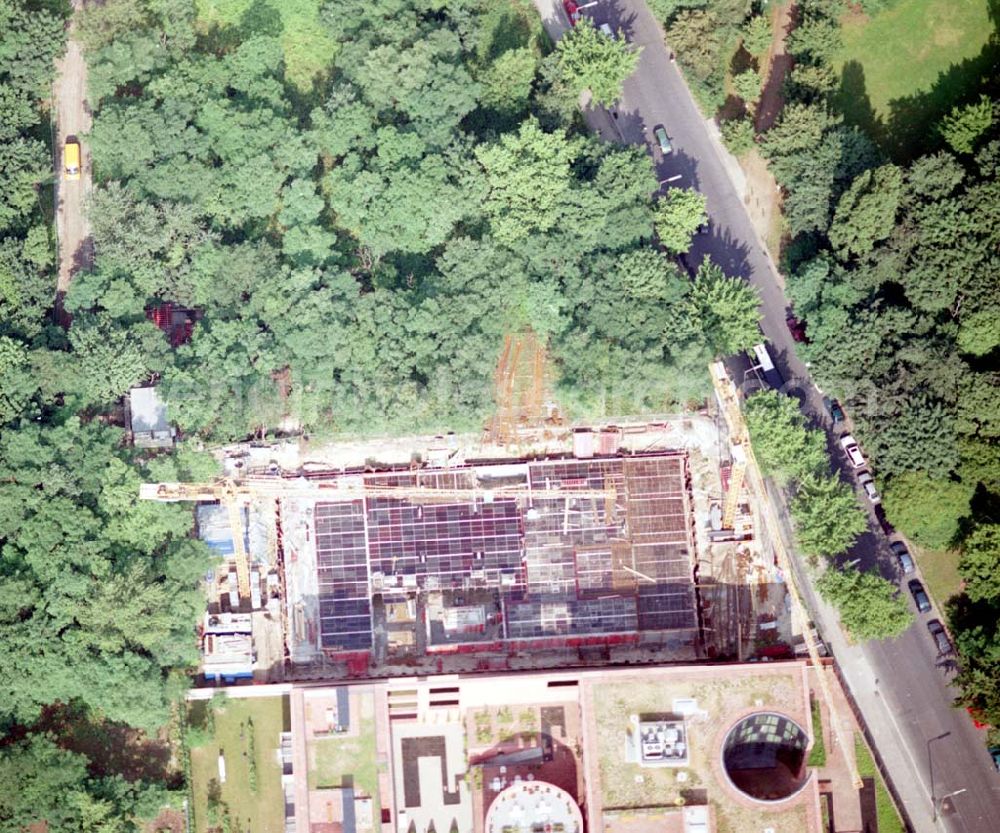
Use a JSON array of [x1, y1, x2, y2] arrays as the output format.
[[720, 116, 756, 155]]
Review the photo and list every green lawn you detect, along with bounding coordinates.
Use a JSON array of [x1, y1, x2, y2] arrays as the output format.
[[807, 697, 827, 767], [189, 696, 288, 833], [309, 696, 381, 821], [913, 544, 963, 608], [854, 734, 905, 833], [195, 0, 336, 90], [832, 0, 995, 158]]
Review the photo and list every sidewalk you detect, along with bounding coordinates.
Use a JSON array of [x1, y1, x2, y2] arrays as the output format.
[[810, 665, 864, 833]]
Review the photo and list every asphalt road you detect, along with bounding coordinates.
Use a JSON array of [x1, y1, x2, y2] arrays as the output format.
[[532, 1, 1000, 829]]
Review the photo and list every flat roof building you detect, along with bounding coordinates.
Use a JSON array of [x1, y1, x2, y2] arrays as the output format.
[[128, 386, 175, 449], [202, 612, 253, 681]]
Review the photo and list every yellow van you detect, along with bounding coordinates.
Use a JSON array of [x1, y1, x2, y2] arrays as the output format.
[[64, 138, 81, 181]]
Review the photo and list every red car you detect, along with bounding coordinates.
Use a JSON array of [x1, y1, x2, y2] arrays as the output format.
[[786, 314, 808, 343], [563, 0, 582, 25]]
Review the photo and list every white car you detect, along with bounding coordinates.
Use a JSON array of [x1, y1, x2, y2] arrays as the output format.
[[858, 471, 880, 504], [839, 435, 865, 468]]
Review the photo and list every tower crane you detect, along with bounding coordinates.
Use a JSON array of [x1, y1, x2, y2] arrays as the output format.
[[709, 361, 863, 790], [139, 474, 617, 608]]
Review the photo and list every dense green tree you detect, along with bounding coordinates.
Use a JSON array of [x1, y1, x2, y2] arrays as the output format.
[[0, 417, 216, 730], [341, 23, 481, 147], [309, 84, 376, 160], [958, 307, 1000, 356], [744, 389, 827, 485], [0, 83, 38, 143], [787, 63, 839, 100], [939, 95, 995, 154], [731, 69, 762, 108], [720, 116, 756, 155], [647, 0, 708, 21], [906, 151, 965, 199], [654, 188, 707, 254], [0, 734, 173, 833], [0, 0, 66, 97], [556, 17, 641, 106], [762, 104, 846, 234], [741, 14, 772, 57], [947, 593, 1000, 724], [65, 320, 150, 407], [77, 0, 150, 51], [957, 373, 1000, 440], [786, 18, 841, 63], [958, 525, 1000, 602], [817, 565, 913, 641], [478, 47, 538, 116], [326, 141, 482, 257], [614, 249, 690, 302], [476, 119, 575, 246], [0, 736, 94, 833], [686, 257, 761, 356], [0, 138, 50, 233], [828, 164, 902, 260], [790, 472, 868, 559], [532, 52, 580, 131], [0, 335, 37, 424], [666, 10, 727, 106], [882, 471, 972, 549]]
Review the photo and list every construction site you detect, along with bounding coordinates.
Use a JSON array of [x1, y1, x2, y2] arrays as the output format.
[[141, 339, 809, 684]]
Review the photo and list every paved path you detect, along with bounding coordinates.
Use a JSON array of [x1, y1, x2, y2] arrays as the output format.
[[52, 0, 93, 318], [533, 1, 1000, 830]]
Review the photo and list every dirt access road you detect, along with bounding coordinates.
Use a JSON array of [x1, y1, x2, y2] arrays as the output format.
[[53, 0, 93, 317]]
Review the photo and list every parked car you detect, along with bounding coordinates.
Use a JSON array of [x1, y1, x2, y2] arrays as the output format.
[[786, 314, 808, 343], [823, 396, 845, 424], [64, 137, 81, 181], [890, 541, 914, 574], [653, 125, 673, 155], [839, 435, 865, 468], [990, 747, 1000, 772], [599, 22, 615, 38], [562, 0, 581, 25], [909, 579, 931, 613], [927, 619, 952, 655], [857, 471, 880, 504]]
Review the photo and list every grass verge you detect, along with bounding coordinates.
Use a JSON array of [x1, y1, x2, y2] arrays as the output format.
[[189, 696, 287, 833], [854, 734, 906, 833], [807, 697, 827, 767], [308, 696, 381, 822], [912, 544, 963, 608]]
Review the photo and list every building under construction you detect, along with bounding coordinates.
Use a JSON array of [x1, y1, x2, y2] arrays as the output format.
[[146, 404, 791, 681], [271, 451, 702, 675]]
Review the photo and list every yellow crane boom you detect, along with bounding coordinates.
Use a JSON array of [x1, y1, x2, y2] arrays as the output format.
[[140, 477, 615, 504], [710, 361, 863, 790], [139, 474, 617, 609]]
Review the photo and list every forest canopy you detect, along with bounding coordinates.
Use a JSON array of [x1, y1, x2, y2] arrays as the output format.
[[0, 0, 753, 752], [48, 0, 755, 444]]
